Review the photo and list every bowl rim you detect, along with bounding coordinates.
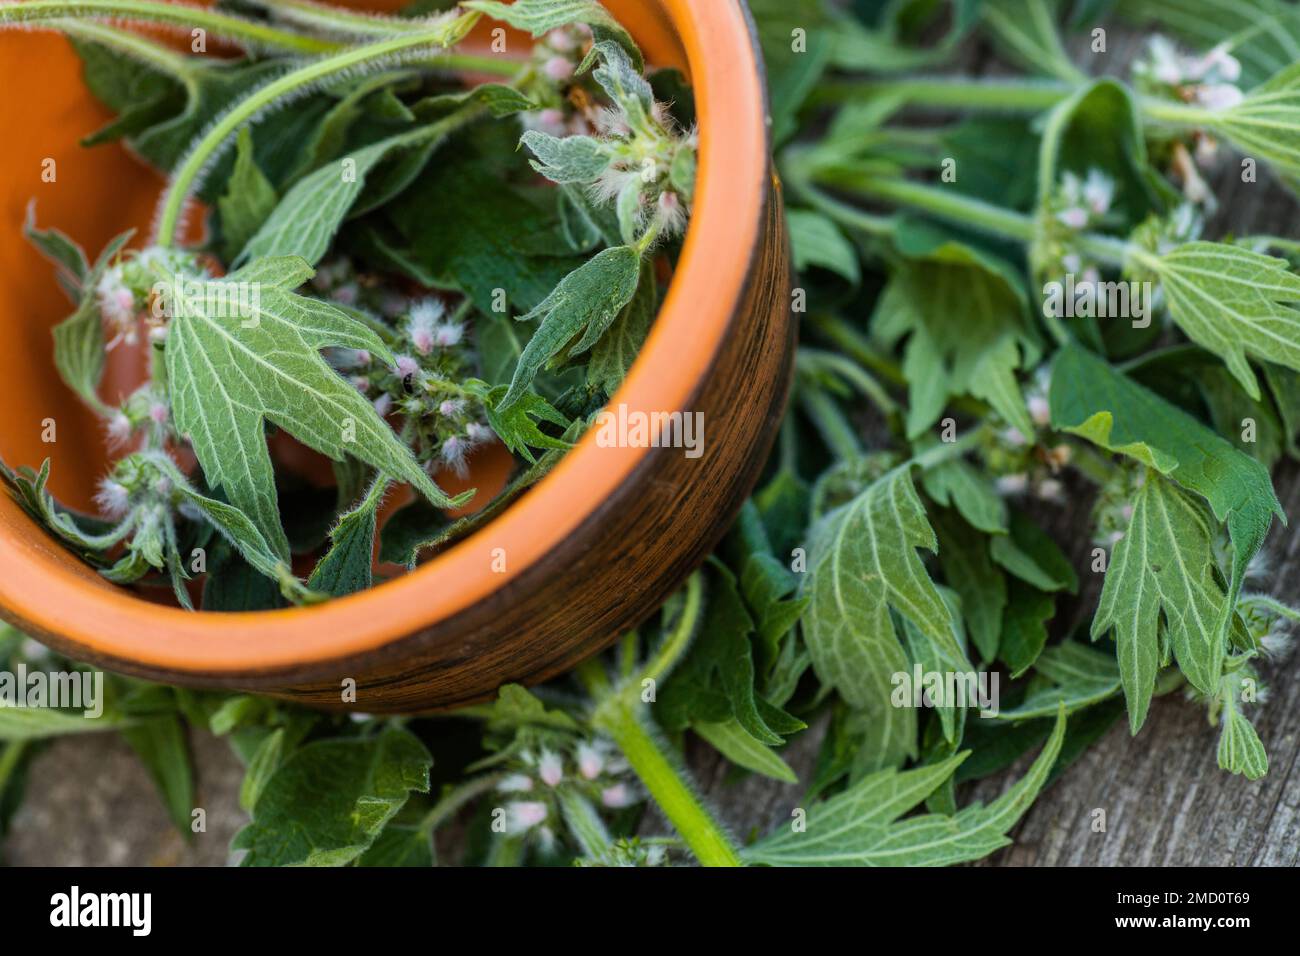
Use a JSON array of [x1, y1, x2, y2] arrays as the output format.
[[0, 0, 771, 674]]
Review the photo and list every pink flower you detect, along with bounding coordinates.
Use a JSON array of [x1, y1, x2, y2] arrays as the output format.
[[506, 801, 548, 832], [94, 478, 130, 519], [577, 743, 603, 780], [440, 435, 469, 476], [497, 774, 533, 793], [1057, 206, 1089, 230], [601, 783, 637, 808], [395, 355, 420, 380], [538, 750, 563, 787], [407, 299, 445, 355], [433, 322, 464, 348], [466, 422, 493, 445], [543, 56, 575, 82], [438, 399, 465, 418], [149, 403, 169, 426], [106, 412, 133, 448], [373, 394, 393, 417], [656, 191, 688, 237]]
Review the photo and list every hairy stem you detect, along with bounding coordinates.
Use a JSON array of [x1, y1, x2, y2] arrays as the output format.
[[575, 572, 743, 867], [0, 0, 340, 54], [154, 11, 482, 246]]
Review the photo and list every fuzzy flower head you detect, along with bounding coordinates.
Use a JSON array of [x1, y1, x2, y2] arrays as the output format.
[[94, 477, 131, 520], [406, 298, 446, 355], [96, 267, 139, 348], [576, 742, 605, 780], [440, 434, 469, 477], [538, 749, 564, 787], [106, 411, 133, 449]]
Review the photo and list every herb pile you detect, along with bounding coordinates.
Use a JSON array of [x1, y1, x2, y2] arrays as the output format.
[[2, 0, 696, 608], [3, 0, 1300, 868]]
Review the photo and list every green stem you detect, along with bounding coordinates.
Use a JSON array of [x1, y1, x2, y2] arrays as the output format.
[[419, 773, 504, 835], [909, 424, 989, 471], [246, 0, 447, 39], [798, 348, 899, 416], [574, 573, 742, 867], [154, 12, 481, 246], [58, 20, 192, 78], [0, 0, 339, 53], [800, 388, 863, 461], [817, 76, 1072, 112], [592, 699, 742, 867], [635, 572, 702, 686]]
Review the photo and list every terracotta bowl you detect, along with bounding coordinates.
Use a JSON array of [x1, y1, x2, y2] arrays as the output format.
[[0, 0, 793, 711]]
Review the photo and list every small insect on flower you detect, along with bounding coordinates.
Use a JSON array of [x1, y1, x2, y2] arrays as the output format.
[[394, 355, 420, 393]]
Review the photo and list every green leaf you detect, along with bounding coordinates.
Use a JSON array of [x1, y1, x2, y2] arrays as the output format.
[[921, 456, 1008, 534], [899, 588, 973, 746], [801, 465, 957, 754], [788, 209, 861, 284], [693, 718, 798, 784], [28, 221, 134, 410], [121, 715, 193, 835], [0, 703, 130, 742], [483, 684, 580, 733], [1198, 365, 1285, 466], [1092, 470, 1230, 728], [1217, 692, 1268, 780], [217, 127, 278, 263], [1049, 344, 1283, 614], [233, 726, 432, 867], [1206, 64, 1300, 185], [989, 512, 1078, 594], [357, 824, 434, 867], [995, 641, 1121, 720], [998, 580, 1055, 678], [239, 87, 529, 266], [930, 508, 1006, 663], [481, 385, 572, 464], [659, 562, 805, 746], [744, 707, 1066, 866], [1149, 241, 1300, 401], [500, 246, 642, 411], [587, 258, 656, 396], [307, 480, 386, 598], [239, 728, 286, 814], [162, 257, 468, 562], [875, 228, 1039, 439], [464, 0, 644, 71], [520, 130, 610, 184]]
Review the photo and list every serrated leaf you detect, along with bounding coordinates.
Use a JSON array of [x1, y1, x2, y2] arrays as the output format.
[[464, 0, 644, 71], [900, 588, 973, 745], [1093, 470, 1230, 729], [875, 228, 1039, 439], [1150, 241, 1300, 401], [483, 386, 572, 464], [161, 257, 467, 561], [233, 726, 432, 867], [307, 480, 385, 598], [587, 258, 655, 396], [995, 641, 1120, 720], [484, 684, 580, 733], [922, 457, 1008, 534], [1217, 695, 1268, 780], [1050, 344, 1283, 615], [744, 707, 1066, 866], [521, 130, 611, 184], [500, 245, 642, 411], [802, 466, 958, 730], [1205, 63, 1300, 185]]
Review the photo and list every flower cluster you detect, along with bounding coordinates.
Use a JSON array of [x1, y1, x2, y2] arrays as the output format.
[[980, 367, 1071, 503], [1134, 36, 1243, 110], [496, 738, 642, 851], [311, 257, 494, 476], [520, 25, 597, 139], [1033, 168, 1116, 281], [95, 247, 203, 350]]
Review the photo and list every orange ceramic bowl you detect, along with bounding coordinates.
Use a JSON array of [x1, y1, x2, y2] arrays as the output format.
[[0, 0, 793, 711]]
